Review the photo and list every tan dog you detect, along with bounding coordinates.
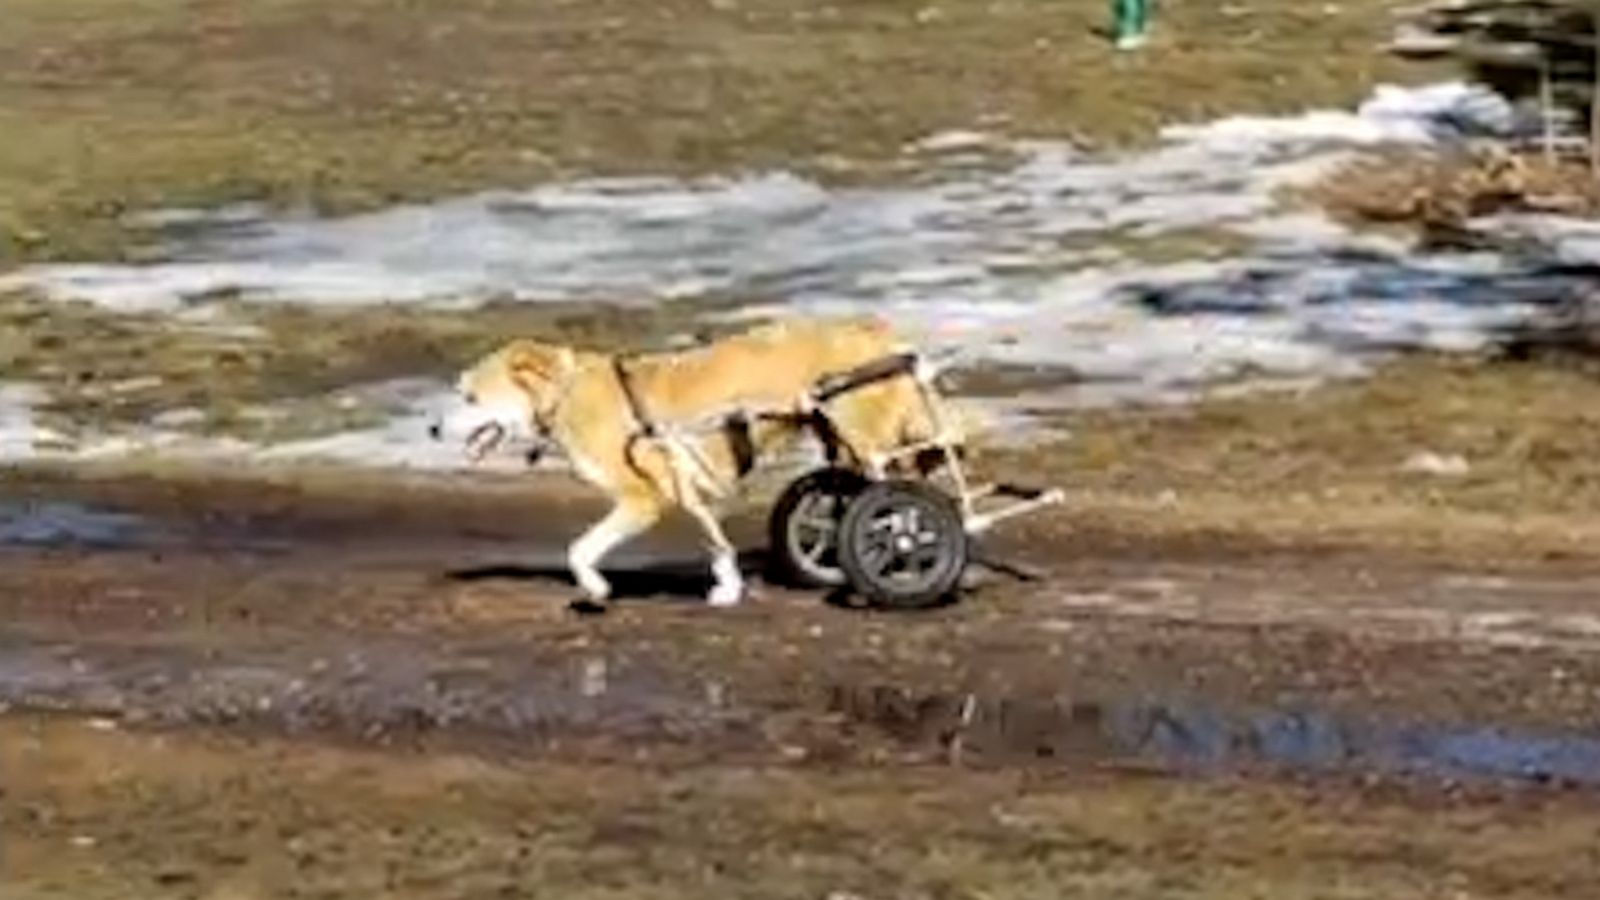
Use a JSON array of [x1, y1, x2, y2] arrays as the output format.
[[432, 317, 953, 608]]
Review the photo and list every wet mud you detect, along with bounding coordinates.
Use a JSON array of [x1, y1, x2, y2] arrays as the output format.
[[4, 470, 1600, 788]]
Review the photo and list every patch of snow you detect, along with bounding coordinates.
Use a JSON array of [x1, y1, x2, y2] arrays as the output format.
[[149, 408, 207, 429], [0, 384, 47, 461], [0, 81, 1584, 469], [1478, 213, 1600, 267], [2, 81, 1522, 318], [908, 130, 996, 154], [0, 378, 536, 472], [257, 379, 524, 471]]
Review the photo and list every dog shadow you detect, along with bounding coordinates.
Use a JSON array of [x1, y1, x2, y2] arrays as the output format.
[[444, 550, 776, 604], [444, 548, 1027, 613]]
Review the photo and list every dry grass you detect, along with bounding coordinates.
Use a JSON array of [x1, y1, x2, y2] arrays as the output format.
[[0, 0, 1429, 263], [1301, 146, 1600, 232], [993, 351, 1600, 563]]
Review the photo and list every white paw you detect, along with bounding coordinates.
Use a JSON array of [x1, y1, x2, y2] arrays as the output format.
[[707, 580, 744, 608]]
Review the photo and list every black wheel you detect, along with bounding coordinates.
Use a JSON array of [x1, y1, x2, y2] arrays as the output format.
[[837, 479, 968, 609], [766, 467, 869, 588]]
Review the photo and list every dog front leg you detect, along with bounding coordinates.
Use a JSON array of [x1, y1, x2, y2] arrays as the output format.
[[568, 498, 660, 605]]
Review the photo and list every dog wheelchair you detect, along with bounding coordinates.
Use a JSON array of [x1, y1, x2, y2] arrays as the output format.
[[616, 349, 1062, 609], [754, 352, 1063, 607], [620, 347, 1062, 605], [615, 347, 1063, 607]]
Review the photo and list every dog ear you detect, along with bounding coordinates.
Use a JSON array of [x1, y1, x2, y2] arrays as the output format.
[[507, 342, 554, 380], [507, 342, 576, 386]]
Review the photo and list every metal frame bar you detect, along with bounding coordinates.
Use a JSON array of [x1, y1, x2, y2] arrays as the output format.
[[817, 354, 1063, 534]]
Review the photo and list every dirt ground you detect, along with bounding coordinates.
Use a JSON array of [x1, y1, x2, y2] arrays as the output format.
[[5, 460, 1600, 898]]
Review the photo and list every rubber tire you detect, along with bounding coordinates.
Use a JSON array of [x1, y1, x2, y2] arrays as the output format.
[[837, 479, 968, 609], [766, 467, 869, 588]]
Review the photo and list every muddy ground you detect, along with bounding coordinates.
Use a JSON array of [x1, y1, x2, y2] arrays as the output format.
[[4, 465, 1600, 898]]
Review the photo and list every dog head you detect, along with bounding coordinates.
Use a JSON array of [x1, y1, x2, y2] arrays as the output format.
[[429, 339, 577, 464]]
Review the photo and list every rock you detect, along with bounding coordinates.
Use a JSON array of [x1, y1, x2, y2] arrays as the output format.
[[12, 228, 48, 248], [1402, 451, 1471, 477]]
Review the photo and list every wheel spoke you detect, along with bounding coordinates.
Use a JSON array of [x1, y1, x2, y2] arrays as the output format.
[[909, 543, 943, 571], [788, 493, 848, 574], [800, 540, 834, 564], [793, 518, 835, 544], [859, 535, 896, 575]]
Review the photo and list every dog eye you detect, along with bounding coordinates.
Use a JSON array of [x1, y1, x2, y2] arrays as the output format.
[[464, 391, 478, 405]]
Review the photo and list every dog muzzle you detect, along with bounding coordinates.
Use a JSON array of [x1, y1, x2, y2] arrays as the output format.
[[446, 418, 548, 467], [429, 394, 551, 468]]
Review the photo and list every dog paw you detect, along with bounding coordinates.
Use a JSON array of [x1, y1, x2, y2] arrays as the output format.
[[706, 582, 745, 608]]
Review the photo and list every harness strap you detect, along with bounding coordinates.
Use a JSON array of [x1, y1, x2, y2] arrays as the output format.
[[725, 411, 756, 478], [614, 354, 728, 498], [612, 355, 656, 436]]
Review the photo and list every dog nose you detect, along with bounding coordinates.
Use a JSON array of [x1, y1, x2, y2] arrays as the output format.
[[427, 421, 442, 441]]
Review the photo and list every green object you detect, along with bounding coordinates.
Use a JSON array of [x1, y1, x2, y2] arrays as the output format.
[[1113, 0, 1150, 48]]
